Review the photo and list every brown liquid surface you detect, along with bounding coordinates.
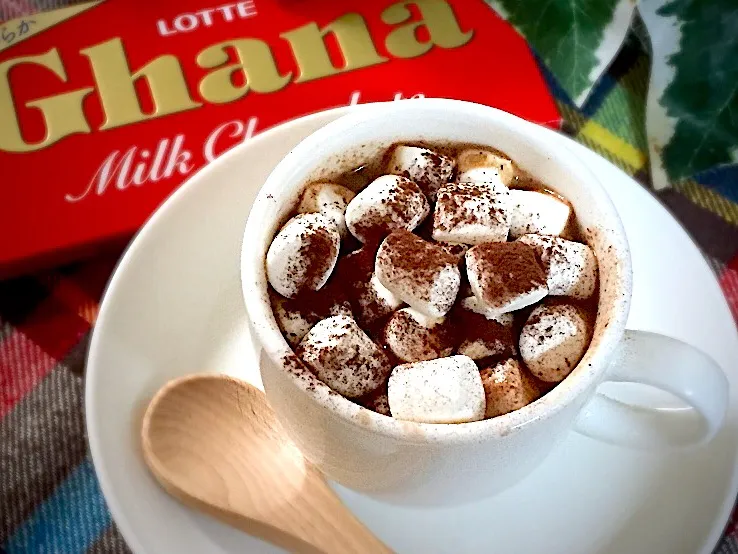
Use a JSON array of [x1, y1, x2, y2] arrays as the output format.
[[270, 141, 599, 414]]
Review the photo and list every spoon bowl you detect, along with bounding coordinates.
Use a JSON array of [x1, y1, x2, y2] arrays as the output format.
[[141, 374, 390, 553]]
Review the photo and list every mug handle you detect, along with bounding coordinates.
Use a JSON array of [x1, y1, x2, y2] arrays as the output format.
[[574, 330, 729, 449]]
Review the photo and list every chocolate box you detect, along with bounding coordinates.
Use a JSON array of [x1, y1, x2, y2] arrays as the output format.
[[0, 0, 560, 277]]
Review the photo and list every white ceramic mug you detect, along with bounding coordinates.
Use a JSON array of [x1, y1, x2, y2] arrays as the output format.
[[241, 99, 729, 505]]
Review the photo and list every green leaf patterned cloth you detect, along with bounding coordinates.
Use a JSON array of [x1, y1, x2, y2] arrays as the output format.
[[488, 0, 635, 105], [653, 0, 738, 182], [491, 0, 738, 190]]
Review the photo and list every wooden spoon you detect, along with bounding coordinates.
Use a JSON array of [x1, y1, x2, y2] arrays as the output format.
[[141, 374, 391, 553]]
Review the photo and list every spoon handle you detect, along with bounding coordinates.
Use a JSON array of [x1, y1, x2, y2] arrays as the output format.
[[149, 463, 392, 554], [289, 473, 394, 554]]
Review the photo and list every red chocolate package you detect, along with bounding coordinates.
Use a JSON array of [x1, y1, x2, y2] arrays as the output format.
[[0, 0, 559, 277]]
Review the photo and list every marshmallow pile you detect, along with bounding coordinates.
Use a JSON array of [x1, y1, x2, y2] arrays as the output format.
[[266, 144, 599, 424]]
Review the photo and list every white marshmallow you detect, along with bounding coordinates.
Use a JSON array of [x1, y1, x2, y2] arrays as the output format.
[[465, 242, 548, 314], [509, 190, 571, 238], [376, 231, 461, 318], [517, 234, 597, 299], [272, 295, 352, 348], [386, 145, 455, 200], [266, 213, 340, 298], [384, 308, 454, 363], [345, 175, 430, 242], [456, 148, 515, 187], [519, 304, 589, 382], [356, 273, 403, 325], [432, 182, 511, 244], [273, 297, 318, 348], [388, 355, 485, 423], [297, 315, 391, 398], [460, 296, 514, 326], [297, 182, 356, 238], [480, 359, 540, 418]]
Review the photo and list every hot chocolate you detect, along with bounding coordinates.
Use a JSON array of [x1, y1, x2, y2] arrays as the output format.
[[265, 142, 598, 424]]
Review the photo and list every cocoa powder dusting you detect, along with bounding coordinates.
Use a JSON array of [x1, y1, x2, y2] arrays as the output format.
[[449, 303, 516, 360], [437, 242, 468, 261], [434, 183, 496, 233], [358, 383, 392, 416], [380, 230, 457, 288], [384, 309, 455, 361], [329, 242, 391, 334], [297, 224, 338, 291], [385, 145, 454, 199], [351, 177, 427, 242], [468, 242, 546, 307], [334, 242, 377, 288], [295, 317, 391, 398]]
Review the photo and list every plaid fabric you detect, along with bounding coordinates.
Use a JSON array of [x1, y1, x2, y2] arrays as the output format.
[[1, 2, 737, 552]]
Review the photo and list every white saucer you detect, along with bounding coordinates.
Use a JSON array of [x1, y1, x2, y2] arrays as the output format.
[[86, 107, 738, 554]]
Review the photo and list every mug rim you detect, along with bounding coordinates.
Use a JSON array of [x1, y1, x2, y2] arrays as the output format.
[[240, 99, 632, 444]]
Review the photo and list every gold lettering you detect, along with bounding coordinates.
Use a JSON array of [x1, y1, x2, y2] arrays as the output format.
[[0, 50, 92, 153], [197, 39, 291, 103], [80, 38, 201, 130], [281, 13, 387, 83], [382, 0, 473, 59]]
